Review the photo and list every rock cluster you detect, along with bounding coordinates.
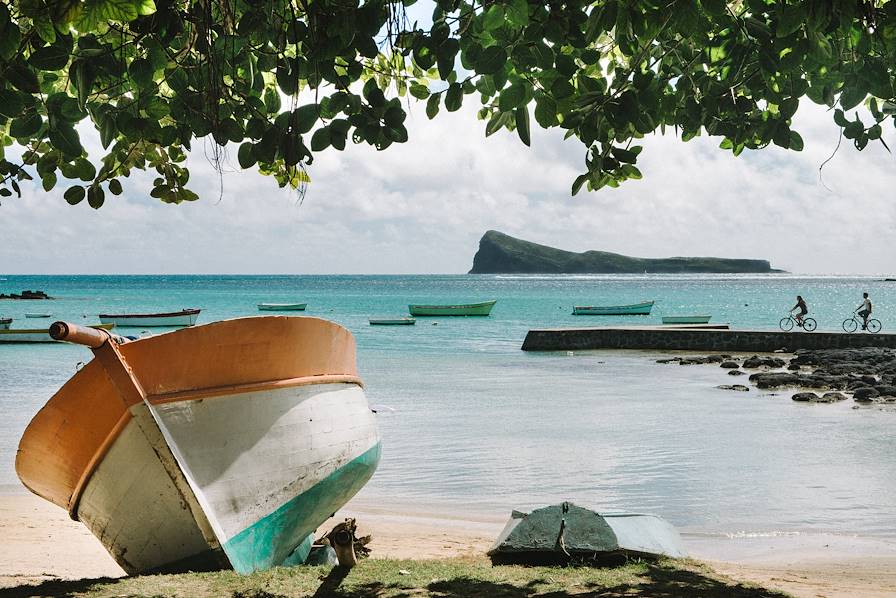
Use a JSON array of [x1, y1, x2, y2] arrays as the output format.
[[659, 347, 896, 406], [0, 290, 53, 300]]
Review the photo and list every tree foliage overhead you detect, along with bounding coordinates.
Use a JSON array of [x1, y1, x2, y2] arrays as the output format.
[[1, 0, 894, 207]]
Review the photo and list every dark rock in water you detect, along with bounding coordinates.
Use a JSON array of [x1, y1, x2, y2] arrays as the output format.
[[853, 387, 881, 401], [468, 230, 781, 274], [0, 289, 53, 300], [727, 369, 746, 376], [717, 384, 749, 392], [705, 354, 726, 363], [656, 358, 679, 364], [749, 372, 800, 388], [787, 363, 801, 371], [743, 356, 786, 369], [820, 392, 848, 402], [792, 392, 819, 402], [719, 360, 739, 369], [679, 357, 708, 365], [875, 385, 896, 397]]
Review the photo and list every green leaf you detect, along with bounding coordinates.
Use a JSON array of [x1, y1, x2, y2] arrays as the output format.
[[108, 178, 123, 195], [505, 0, 529, 27], [64, 185, 85, 205], [41, 171, 57, 192], [310, 126, 331, 151], [789, 131, 804, 151], [833, 109, 849, 127], [49, 123, 84, 157], [6, 63, 40, 93], [129, 58, 154, 88], [0, 89, 24, 119], [426, 94, 440, 119], [499, 82, 526, 111], [839, 87, 865, 111], [410, 83, 430, 100], [9, 113, 42, 138], [29, 45, 69, 70], [475, 46, 506, 75], [776, 5, 803, 38], [571, 174, 588, 196], [482, 5, 505, 31], [87, 184, 105, 209], [514, 106, 530, 146], [238, 142, 256, 168], [445, 83, 463, 112], [293, 104, 319, 134]]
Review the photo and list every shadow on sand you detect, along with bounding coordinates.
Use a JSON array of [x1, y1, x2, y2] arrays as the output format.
[[0, 561, 789, 598]]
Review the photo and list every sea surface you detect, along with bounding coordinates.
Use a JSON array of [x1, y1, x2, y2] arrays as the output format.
[[1, 274, 894, 545]]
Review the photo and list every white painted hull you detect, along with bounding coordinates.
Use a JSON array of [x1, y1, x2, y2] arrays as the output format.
[[0, 329, 57, 342], [151, 382, 379, 573], [100, 313, 199, 327], [257, 303, 307, 311]]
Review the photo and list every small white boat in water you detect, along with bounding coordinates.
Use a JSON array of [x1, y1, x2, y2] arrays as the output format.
[[17, 316, 380, 575], [257, 303, 307, 311], [573, 301, 655, 315], [369, 317, 416, 325], [98, 308, 200, 327], [0, 318, 12, 330], [25, 313, 52, 318], [0, 323, 114, 343]]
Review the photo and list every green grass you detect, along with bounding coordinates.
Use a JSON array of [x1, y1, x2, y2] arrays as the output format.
[[0, 556, 791, 597]]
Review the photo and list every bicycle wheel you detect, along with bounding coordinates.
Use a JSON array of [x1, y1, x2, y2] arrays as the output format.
[[802, 317, 817, 332], [842, 318, 858, 333], [779, 316, 794, 331], [867, 319, 882, 333]]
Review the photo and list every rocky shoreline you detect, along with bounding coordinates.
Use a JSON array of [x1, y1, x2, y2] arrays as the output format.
[[659, 348, 896, 406], [0, 290, 53, 300]]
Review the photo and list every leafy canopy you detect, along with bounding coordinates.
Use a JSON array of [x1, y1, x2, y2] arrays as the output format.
[[1, 0, 894, 207]]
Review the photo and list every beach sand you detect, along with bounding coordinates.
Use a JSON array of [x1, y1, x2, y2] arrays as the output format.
[[1, 492, 895, 597]]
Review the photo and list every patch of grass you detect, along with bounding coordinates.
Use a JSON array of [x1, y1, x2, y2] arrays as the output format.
[[0, 556, 791, 598]]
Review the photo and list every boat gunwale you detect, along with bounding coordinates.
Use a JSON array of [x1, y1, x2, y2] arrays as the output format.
[[573, 301, 655, 311], [98, 309, 201, 319], [62, 375, 365, 521]]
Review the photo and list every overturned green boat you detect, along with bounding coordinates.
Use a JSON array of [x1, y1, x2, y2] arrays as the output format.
[[488, 502, 685, 565]]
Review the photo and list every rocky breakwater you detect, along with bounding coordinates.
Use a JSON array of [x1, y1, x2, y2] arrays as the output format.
[[0, 289, 53, 300], [658, 348, 896, 407]]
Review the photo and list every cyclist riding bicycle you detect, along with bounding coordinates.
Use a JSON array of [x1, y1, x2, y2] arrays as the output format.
[[856, 292, 873, 330], [790, 295, 808, 326]]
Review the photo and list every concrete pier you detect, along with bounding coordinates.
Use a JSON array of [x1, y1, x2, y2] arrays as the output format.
[[521, 326, 896, 352]]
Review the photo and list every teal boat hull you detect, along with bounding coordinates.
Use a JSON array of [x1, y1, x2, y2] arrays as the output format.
[[408, 300, 497, 316]]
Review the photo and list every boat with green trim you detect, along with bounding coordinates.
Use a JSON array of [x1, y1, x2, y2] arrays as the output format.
[[661, 315, 712, 324], [573, 301, 654, 315], [370, 317, 416, 325], [25, 313, 52, 318], [257, 303, 307, 311], [408, 300, 497, 316], [16, 316, 380, 574], [0, 318, 10, 330]]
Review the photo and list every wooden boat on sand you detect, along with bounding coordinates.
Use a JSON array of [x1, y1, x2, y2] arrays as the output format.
[[408, 300, 497, 316], [488, 502, 685, 565], [16, 316, 380, 574], [661, 315, 712, 324], [258, 303, 307, 311], [0, 318, 10, 330], [98, 308, 200, 327], [369, 317, 416, 325], [573, 301, 654, 316], [0, 323, 113, 343]]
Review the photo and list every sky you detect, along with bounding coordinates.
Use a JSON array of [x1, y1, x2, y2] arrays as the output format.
[[1, 96, 895, 275]]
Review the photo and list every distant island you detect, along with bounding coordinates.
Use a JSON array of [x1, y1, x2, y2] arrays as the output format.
[[469, 231, 781, 274]]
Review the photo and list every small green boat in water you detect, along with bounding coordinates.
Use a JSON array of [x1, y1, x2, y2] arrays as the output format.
[[408, 300, 497, 316], [257, 303, 307, 311], [369, 317, 416, 326], [661, 315, 712, 324]]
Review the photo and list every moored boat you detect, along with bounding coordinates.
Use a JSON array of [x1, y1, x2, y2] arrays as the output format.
[[98, 308, 200, 327], [572, 301, 654, 316], [661, 315, 712, 324], [257, 303, 307, 311], [16, 316, 380, 575], [408, 300, 497, 316], [0, 323, 114, 343], [25, 313, 52, 318], [0, 317, 11, 330], [369, 317, 416, 325]]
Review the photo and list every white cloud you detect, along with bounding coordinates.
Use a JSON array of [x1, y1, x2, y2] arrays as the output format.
[[1, 99, 894, 274]]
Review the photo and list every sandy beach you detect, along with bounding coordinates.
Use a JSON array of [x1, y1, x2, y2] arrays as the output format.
[[2, 492, 895, 597]]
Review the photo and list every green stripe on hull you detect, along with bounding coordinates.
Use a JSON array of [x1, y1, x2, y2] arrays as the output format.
[[223, 442, 381, 573]]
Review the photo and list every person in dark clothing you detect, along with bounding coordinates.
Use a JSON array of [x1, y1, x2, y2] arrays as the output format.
[[791, 295, 808, 326]]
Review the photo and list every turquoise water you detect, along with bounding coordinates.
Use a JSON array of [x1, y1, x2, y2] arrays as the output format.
[[1, 274, 894, 540]]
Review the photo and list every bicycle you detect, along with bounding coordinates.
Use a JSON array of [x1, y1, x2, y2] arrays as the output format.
[[842, 312, 882, 333], [779, 313, 817, 332]]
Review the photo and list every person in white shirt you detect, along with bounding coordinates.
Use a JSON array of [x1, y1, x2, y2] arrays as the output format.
[[856, 292, 873, 330]]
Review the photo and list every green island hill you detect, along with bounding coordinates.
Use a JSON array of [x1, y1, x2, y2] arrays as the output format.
[[469, 231, 781, 274]]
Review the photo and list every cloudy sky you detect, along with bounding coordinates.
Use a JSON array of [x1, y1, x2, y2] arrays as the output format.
[[2, 95, 894, 275]]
